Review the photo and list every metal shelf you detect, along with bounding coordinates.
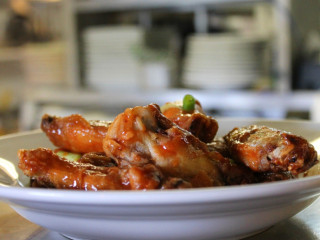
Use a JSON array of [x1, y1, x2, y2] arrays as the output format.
[[75, 0, 267, 13], [21, 87, 314, 112], [20, 86, 318, 130]]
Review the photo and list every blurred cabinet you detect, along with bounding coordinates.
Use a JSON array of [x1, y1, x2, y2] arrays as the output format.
[[20, 0, 319, 131], [62, 0, 292, 92]]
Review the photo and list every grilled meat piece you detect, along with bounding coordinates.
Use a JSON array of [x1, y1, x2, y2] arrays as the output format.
[[18, 148, 162, 190], [224, 125, 318, 175], [162, 101, 218, 143], [41, 114, 110, 153], [104, 104, 224, 187]]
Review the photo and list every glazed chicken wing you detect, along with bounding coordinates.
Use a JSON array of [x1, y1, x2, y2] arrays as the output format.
[[103, 104, 223, 187], [161, 100, 218, 143], [208, 139, 294, 184], [18, 148, 162, 190], [224, 125, 318, 175], [41, 114, 110, 153]]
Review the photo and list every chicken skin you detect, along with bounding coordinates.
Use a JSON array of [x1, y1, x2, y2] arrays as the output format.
[[103, 104, 224, 187], [161, 100, 218, 143], [41, 114, 110, 153], [208, 139, 294, 184], [224, 125, 318, 175], [18, 148, 162, 190]]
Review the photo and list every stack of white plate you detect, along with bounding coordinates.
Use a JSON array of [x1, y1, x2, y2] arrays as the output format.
[[83, 26, 143, 91], [182, 34, 267, 89], [22, 42, 66, 86]]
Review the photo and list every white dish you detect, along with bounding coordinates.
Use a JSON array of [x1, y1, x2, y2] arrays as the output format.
[[1, 118, 320, 240]]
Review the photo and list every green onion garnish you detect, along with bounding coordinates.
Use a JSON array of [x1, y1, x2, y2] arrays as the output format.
[[182, 94, 196, 112]]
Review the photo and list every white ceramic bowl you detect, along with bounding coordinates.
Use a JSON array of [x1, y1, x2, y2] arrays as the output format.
[[1, 118, 320, 240]]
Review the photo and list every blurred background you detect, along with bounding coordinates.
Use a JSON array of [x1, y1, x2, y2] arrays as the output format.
[[0, 0, 319, 135]]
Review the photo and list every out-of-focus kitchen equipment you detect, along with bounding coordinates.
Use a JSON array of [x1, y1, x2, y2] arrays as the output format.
[[83, 26, 143, 91], [182, 34, 269, 90]]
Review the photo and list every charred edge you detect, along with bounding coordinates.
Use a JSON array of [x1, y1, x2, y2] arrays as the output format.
[[41, 115, 55, 130], [155, 112, 173, 134], [289, 155, 297, 163]]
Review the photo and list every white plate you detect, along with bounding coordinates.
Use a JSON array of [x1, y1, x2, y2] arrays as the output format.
[[1, 118, 320, 240]]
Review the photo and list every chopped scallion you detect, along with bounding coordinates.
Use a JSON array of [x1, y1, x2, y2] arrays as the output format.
[[182, 94, 196, 112]]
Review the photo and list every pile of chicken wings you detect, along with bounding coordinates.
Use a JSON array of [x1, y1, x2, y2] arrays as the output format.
[[18, 97, 318, 190]]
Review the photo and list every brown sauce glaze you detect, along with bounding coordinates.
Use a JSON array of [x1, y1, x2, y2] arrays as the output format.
[[224, 125, 318, 175], [162, 102, 218, 143], [41, 114, 110, 153]]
